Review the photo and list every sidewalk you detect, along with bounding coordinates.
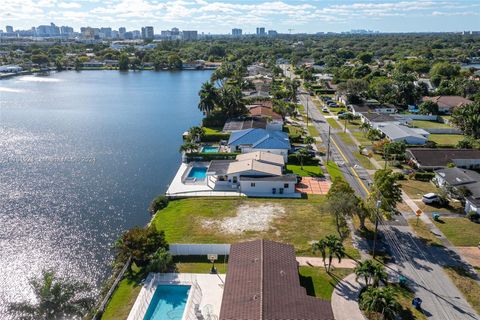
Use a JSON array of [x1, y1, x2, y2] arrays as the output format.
[[331, 273, 366, 320], [296, 257, 357, 269]]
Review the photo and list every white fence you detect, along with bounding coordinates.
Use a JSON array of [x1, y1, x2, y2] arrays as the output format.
[[169, 244, 231, 256]]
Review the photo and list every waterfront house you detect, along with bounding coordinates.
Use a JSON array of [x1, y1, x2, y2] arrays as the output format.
[[406, 148, 480, 170], [220, 239, 334, 320], [0, 64, 22, 73], [379, 124, 429, 145], [82, 59, 104, 68], [227, 128, 291, 161], [422, 96, 473, 114], [434, 168, 480, 214], [223, 117, 269, 132]]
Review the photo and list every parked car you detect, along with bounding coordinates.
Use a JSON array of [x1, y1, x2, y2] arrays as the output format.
[[322, 107, 329, 112], [422, 193, 444, 205]]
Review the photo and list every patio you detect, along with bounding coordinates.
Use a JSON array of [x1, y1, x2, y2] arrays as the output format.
[[296, 177, 331, 195]]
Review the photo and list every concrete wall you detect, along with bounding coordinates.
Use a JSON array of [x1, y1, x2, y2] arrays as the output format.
[[240, 179, 295, 195]]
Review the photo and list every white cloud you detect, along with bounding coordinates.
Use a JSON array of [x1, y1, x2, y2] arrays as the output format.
[[57, 2, 81, 9]]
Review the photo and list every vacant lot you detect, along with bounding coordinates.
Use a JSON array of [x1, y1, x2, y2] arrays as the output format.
[[152, 197, 359, 258]]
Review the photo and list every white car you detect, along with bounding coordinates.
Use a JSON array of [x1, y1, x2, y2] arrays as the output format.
[[422, 193, 441, 204], [322, 107, 328, 112]]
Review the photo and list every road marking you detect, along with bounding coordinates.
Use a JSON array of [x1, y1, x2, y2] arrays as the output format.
[[329, 133, 370, 195]]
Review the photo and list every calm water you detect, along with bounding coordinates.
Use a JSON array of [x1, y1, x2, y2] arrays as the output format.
[[0, 70, 211, 316]]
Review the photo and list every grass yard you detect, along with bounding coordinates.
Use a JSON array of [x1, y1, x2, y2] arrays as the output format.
[[326, 118, 342, 130], [408, 218, 443, 247], [299, 267, 352, 300], [391, 284, 428, 320], [174, 256, 229, 274], [354, 152, 376, 170], [433, 217, 480, 247], [152, 197, 359, 258], [337, 132, 356, 146], [428, 134, 464, 146], [444, 267, 480, 315], [307, 124, 320, 137], [325, 161, 344, 181], [351, 131, 372, 146], [286, 164, 324, 177], [202, 127, 223, 134], [285, 124, 305, 137], [101, 265, 144, 320], [411, 120, 452, 129], [400, 180, 438, 199]]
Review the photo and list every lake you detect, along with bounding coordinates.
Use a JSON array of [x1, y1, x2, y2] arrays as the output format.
[[0, 70, 211, 316]]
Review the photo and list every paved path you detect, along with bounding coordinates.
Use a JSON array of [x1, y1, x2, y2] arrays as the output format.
[[296, 257, 357, 269], [331, 273, 366, 320]]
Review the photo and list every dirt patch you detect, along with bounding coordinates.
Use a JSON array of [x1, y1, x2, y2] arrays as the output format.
[[456, 247, 480, 267], [202, 203, 285, 234]]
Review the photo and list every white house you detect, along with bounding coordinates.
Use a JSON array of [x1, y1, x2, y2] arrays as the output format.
[[379, 124, 429, 145], [0, 65, 22, 73], [206, 152, 297, 196], [434, 168, 480, 214], [227, 128, 291, 161]]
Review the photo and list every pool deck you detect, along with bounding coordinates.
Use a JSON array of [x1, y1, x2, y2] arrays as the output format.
[[127, 273, 225, 320]]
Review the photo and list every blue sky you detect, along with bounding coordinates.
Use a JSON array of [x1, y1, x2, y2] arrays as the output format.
[[2, 0, 480, 34]]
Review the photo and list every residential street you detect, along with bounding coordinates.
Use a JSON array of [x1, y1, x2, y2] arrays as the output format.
[[286, 65, 480, 319]]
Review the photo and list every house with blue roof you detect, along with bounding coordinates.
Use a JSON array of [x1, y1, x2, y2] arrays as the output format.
[[227, 128, 291, 161]]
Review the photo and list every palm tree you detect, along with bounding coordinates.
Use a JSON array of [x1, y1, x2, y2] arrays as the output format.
[[198, 81, 218, 116], [179, 142, 199, 153], [218, 84, 247, 118], [296, 148, 310, 169], [354, 259, 387, 287], [9, 270, 95, 320], [312, 235, 345, 272], [187, 126, 205, 143], [359, 286, 400, 320], [303, 136, 315, 150]]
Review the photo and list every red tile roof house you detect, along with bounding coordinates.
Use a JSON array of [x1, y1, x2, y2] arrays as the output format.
[[249, 106, 283, 121], [219, 239, 334, 320], [422, 96, 473, 114]]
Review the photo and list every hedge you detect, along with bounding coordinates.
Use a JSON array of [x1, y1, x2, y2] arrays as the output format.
[[185, 152, 239, 161], [287, 154, 319, 165], [200, 133, 230, 142], [414, 172, 435, 181]]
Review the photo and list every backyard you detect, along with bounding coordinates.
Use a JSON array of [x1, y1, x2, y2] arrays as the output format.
[[433, 217, 480, 247], [410, 120, 452, 129], [152, 197, 360, 258], [286, 164, 324, 177], [428, 134, 464, 146], [299, 267, 352, 300]]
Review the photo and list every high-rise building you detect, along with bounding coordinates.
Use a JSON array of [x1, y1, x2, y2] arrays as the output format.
[[171, 27, 180, 36], [256, 27, 266, 36], [6, 26, 13, 33], [232, 28, 242, 37], [182, 30, 197, 41], [268, 30, 278, 36], [100, 27, 112, 39], [132, 30, 141, 39], [36, 23, 60, 37], [60, 26, 74, 36], [119, 27, 126, 39], [141, 26, 154, 39]]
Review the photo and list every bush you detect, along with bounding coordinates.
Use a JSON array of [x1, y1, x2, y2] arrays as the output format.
[[148, 195, 169, 215], [186, 152, 239, 161], [414, 172, 435, 181], [289, 133, 304, 143], [466, 211, 480, 222], [287, 153, 319, 165], [392, 172, 406, 180], [200, 133, 230, 142]]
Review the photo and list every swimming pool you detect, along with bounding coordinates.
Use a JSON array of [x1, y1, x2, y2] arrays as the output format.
[[143, 285, 191, 320], [187, 167, 207, 180], [201, 146, 219, 153]]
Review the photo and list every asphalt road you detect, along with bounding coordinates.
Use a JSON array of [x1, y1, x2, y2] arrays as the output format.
[[284, 65, 480, 320]]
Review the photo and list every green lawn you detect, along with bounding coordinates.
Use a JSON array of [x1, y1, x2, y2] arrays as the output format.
[[444, 267, 480, 315], [400, 180, 438, 199], [285, 124, 305, 137], [337, 132, 356, 146], [101, 265, 144, 320], [409, 218, 443, 247], [286, 164, 324, 177], [351, 131, 372, 146], [152, 197, 359, 258], [428, 134, 464, 146], [353, 152, 376, 170], [326, 161, 344, 181], [433, 217, 480, 247], [174, 256, 228, 274], [307, 124, 320, 137], [411, 120, 452, 129], [299, 267, 352, 300], [202, 127, 223, 134], [326, 118, 341, 130]]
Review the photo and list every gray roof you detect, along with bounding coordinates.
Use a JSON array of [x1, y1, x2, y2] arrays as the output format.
[[223, 117, 267, 132], [380, 124, 428, 141], [435, 168, 480, 205], [407, 149, 480, 168], [362, 112, 398, 123]]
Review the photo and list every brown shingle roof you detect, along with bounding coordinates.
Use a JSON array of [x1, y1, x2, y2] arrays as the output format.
[[423, 96, 473, 110], [219, 240, 334, 320]]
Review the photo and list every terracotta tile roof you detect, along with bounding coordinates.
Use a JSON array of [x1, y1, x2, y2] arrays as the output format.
[[249, 106, 283, 121], [219, 240, 334, 320]]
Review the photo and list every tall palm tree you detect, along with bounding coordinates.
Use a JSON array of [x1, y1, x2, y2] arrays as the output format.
[[354, 259, 387, 287], [312, 235, 345, 272], [359, 286, 400, 320], [9, 270, 95, 320], [187, 126, 205, 143], [179, 142, 199, 153], [198, 81, 219, 116], [218, 84, 246, 118]]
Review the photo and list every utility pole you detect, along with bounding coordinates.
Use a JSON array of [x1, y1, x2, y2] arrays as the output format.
[[326, 126, 331, 164], [306, 94, 309, 128], [372, 200, 381, 259]]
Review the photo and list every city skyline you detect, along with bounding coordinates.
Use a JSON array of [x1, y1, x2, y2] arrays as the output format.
[[3, 0, 480, 34]]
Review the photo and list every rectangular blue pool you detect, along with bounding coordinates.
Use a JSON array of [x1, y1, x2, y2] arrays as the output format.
[[187, 167, 207, 180], [201, 146, 219, 153], [143, 285, 191, 320]]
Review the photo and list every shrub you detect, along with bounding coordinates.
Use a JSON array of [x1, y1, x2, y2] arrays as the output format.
[[186, 152, 239, 161], [392, 172, 406, 180], [414, 172, 435, 181], [200, 133, 231, 142], [289, 133, 304, 143], [466, 211, 480, 222], [287, 153, 319, 165], [148, 195, 169, 215]]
